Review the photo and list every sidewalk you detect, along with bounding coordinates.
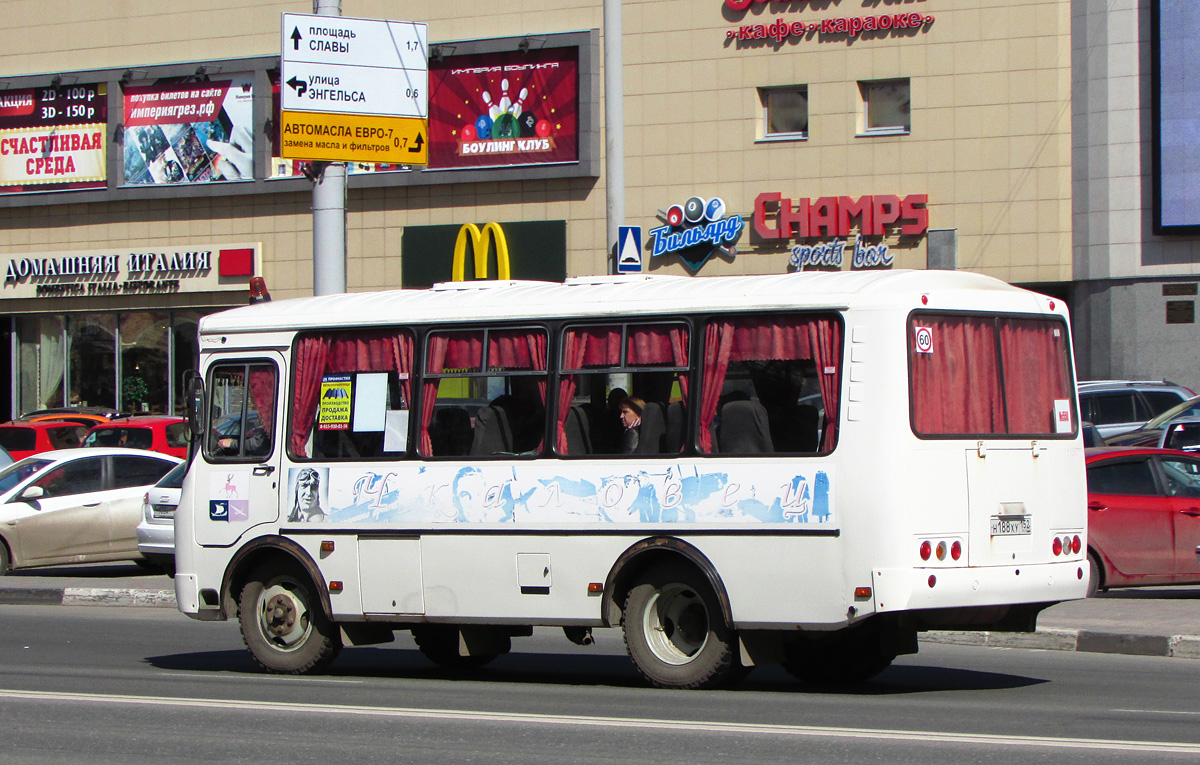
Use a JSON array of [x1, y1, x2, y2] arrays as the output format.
[[3, 563, 1199, 660]]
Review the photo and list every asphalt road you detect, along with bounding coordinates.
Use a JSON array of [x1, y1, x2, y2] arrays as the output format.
[[1, 605, 1199, 764]]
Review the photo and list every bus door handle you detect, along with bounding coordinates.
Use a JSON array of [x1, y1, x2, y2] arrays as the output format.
[[253, 465, 276, 476], [1088, 501, 1107, 512]]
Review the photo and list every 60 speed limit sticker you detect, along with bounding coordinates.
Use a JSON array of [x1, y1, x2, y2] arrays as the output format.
[[914, 326, 933, 354]]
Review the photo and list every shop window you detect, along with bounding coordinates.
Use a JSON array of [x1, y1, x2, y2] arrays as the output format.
[[206, 362, 277, 462], [420, 327, 548, 458], [699, 314, 842, 455], [69, 315, 117, 409], [288, 329, 415, 460], [121, 311, 169, 414], [859, 78, 910, 135], [172, 311, 203, 416], [759, 86, 809, 140], [556, 323, 690, 456], [17, 315, 65, 414]]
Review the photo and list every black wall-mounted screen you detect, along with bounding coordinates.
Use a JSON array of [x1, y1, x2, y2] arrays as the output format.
[[1153, 0, 1200, 233]]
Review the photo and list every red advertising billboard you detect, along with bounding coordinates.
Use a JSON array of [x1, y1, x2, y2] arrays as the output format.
[[0, 84, 107, 194], [428, 47, 578, 169], [122, 75, 255, 185]]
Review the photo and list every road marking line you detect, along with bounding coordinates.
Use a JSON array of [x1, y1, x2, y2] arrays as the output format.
[[0, 689, 1198, 754]]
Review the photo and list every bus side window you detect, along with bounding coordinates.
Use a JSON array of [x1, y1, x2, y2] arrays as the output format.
[[699, 315, 840, 455], [288, 329, 415, 461], [556, 323, 690, 457], [207, 362, 277, 462], [420, 327, 548, 458]]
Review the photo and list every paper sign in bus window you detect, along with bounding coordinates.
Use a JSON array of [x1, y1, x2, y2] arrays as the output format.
[[352, 373, 388, 432], [318, 374, 352, 430], [1053, 399, 1072, 433]]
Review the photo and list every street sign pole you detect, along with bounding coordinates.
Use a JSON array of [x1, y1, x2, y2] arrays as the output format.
[[312, 0, 347, 297]]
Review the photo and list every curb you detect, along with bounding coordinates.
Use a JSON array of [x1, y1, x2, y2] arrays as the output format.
[[922, 628, 1200, 659], [0, 587, 176, 608]]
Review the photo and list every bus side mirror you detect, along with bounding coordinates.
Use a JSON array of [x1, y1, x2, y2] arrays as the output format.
[[186, 372, 206, 443]]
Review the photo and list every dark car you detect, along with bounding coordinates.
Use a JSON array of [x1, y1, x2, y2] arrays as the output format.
[[1085, 447, 1200, 596], [1106, 394, 1200, 447]]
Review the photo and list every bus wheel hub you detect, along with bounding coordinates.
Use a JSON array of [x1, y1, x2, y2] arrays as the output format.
[[265, 594, 297, 635]]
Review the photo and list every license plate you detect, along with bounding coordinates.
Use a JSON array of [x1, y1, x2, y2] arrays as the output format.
[[151, 504, 175, 520], [991, 515, 1031, 536]]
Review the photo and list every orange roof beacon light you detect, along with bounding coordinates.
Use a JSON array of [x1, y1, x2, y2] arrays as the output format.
[[249, 276, 272, 304]]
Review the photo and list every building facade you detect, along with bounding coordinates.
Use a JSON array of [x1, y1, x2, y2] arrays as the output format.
[[2, 0, 1151, 418]]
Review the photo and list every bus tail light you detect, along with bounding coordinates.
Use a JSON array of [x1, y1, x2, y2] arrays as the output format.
[[1052, 537, 1063, 556], [1071, 535, 1082, 554], [919, 541, 932, 561], [950, 541, 962, 560], [927, 575, 936, 588]]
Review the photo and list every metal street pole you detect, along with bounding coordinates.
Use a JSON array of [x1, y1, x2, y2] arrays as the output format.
[[311, 0, 347, 295], [604, 0, 624, 275]]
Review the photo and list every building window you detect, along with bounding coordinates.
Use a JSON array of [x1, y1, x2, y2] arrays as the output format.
[[859, 79, 910, 136], [759, 86, 808, 141]]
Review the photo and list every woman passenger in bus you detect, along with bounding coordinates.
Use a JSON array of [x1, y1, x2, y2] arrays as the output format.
[[619, 396, 645, 454]]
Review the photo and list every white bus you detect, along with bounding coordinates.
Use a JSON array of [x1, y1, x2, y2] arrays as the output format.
[[175, 270, 1088, 689]]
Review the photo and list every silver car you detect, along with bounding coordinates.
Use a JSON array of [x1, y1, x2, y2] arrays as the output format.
[[136, 461, 186, 575], [0, 448, 181, 574]]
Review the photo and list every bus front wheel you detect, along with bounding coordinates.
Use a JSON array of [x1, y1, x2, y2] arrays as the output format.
[[238, 563, 341, 674], [622, 562, 737, 689]]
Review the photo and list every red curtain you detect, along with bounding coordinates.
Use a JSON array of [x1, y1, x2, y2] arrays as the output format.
[[290, 329, 414, 456], [699, 315, 841, 453], [1000, 318, 1071, 434], [910, 317, 1004, 435], [420, 334, 449, 455], [248, 365, 277, 442]]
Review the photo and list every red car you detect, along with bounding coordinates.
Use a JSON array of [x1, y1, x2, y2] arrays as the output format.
[[81, 416, 189, 459], [1085, 446, 1200, 596], [0, 420, 91, 460]]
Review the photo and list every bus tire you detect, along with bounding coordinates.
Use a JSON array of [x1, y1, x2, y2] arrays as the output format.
[[622, 562, 736, 689], [782, 623, 896, 685], [412, 626, 498, 670], [1086, 552, 1102, 598], [238, 563, 341, 674]]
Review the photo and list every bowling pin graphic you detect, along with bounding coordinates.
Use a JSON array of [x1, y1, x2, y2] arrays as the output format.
[[498, 78, 512, 115], [511, 87, 529, 115], [482, 91, 500, 120]]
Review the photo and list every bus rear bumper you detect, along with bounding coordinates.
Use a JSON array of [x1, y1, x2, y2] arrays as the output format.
[[872, 560, 1088, 629]]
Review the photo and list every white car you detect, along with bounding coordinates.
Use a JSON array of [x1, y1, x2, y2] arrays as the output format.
[[136, 461, 186, 575], [0, 447, 181, 574]]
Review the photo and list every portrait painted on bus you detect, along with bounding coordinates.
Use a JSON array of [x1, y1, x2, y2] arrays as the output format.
[[287, 467, 328, 523]]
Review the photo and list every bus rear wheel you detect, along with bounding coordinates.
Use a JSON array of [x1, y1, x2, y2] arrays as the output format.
[[238, 563, 341, 674], [782, 622, 897, 685], [622, 562, 736, 689]]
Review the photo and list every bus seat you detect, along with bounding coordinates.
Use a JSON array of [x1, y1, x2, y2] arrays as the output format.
[[717, 399, 774, 454], [665, 401, 686, 453], [471, 405, 513, 456], [431, 406, 472, 456], [565, 404, 592, 455], [633, 401, 668, 454]]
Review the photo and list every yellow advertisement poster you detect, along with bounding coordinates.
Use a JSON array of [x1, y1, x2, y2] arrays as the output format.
[[317, 374, 352, 430]]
